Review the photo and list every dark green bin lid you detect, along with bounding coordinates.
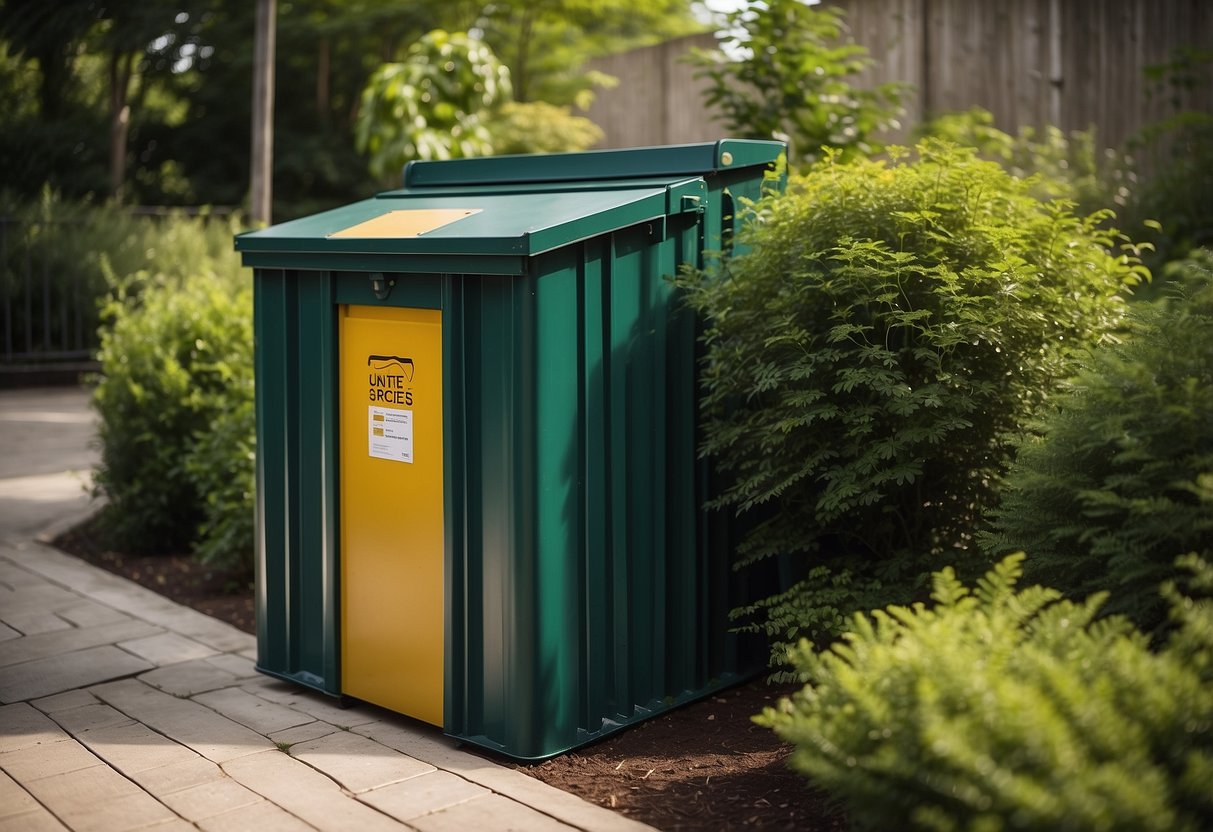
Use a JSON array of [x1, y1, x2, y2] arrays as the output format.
[[234, 140, 782, 264]]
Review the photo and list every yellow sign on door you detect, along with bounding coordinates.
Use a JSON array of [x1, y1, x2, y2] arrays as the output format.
[[339, 305, 444, 725]]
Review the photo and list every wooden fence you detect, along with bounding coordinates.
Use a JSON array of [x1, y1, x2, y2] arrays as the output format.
[[585, 0, 1213, 155]]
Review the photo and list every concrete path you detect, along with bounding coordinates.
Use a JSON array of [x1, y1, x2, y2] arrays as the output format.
[[0, 387, 653, 832]]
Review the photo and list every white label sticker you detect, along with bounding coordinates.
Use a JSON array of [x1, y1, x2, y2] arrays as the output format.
[[368, 405, 413, 463]]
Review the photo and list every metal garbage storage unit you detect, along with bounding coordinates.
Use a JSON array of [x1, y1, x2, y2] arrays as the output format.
[[235, 139, 786, 760]]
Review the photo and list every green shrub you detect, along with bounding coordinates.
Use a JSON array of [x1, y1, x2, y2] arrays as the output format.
[[759, 553, 1213, 832], [356, 30, 511, 179], [688, 0, 905, 167], [483, 101, 603, 155], [92, 213, 253, 571], [0, 191, 238, 361], [982, 260, 1213, 632], [919, 108, 1135, 218], [1128, 47, 1213, 268], [677, 141, 1149, 662], [185, 375, 255, 575]]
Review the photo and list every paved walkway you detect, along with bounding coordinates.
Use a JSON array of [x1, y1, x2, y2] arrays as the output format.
[[0, 387, 653, 832]]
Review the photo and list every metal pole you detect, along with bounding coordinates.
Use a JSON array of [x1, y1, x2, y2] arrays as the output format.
[[1048, 0, 1063, 128], [250, 0, 277, 226]]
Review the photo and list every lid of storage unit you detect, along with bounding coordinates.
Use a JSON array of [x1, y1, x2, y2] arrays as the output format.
[[400, 139, 784, 188], [235, 177, 705, 258], [234, 140, 783, 261]]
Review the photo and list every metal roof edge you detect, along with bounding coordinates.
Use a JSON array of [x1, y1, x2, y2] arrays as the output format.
[[401, 140, 784, 189]]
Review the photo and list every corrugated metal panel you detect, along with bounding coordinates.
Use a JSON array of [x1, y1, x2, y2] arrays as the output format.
[[245, 143, 786, 760]]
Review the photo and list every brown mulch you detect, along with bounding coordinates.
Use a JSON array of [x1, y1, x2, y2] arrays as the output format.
[[52, 515, 844, 832], [520, 680, 845, 831]]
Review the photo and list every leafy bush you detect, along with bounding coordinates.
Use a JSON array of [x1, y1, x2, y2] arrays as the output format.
[[92, 213, 254, 573], [919, 108, 1135, 218], [1128, 47, 1213, 268], [982, 259, 1213, 632], [356, 30, 511, 179], [483, 101, 603, 155], [185, 374, 254, 575], [688, 0, 905, 166], [759, 553, 1213, 832], [677, 141, 1149, 663], [0, 191, 238, 361]]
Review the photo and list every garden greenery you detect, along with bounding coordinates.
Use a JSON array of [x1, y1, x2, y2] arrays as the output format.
[[356, 30, 511, 178], [481, 101, 603, 156], [1129, 46, 1213, 268], [0, 190, 237, 360], [678, 141, 1150, 666], [919, 107, 1135, 218], [689, 0, 905, 166], [92, 212, 254, 574], [982, 256, 1213, 633], [759, 553, 1213, 831]]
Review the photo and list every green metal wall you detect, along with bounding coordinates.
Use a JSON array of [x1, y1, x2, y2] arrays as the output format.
[[252, 159, 781, 760], [443, 213, 766, 758]]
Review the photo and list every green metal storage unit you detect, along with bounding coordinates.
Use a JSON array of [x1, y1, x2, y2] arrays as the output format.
[[235, 139, 785, 760]]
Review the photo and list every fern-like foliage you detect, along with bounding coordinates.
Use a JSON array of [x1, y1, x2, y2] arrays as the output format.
[[759, 555, 1213, 831], [982, 256, 1213, 633]]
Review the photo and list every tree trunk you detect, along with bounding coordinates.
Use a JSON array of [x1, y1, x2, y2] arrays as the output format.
[[251, 0, 277, 225], [316, 35, 331, 125], [515, 11, 534, 103], [109, 51, 134, 200], [36, 43, 70, 122]]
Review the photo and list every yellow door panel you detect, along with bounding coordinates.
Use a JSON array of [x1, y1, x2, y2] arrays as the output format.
[[339, 304, 444, 725]]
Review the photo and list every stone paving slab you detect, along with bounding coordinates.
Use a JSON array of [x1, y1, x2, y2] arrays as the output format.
[[195, 797, 315, 832], [0, 619, 163, 668], [354, 719, 658, 832], [90, 679, 276, 764], [53, 599, 132, 629], [0, 768, 49, 818], [0, 645, 154, 704], [223, 750, 407, 832], [0, 735, 103, 782], [193, 687, 317, 736], [117, 632, 219, 666], [0, 386, 658, 832], [126, 756, 226, 797], [156, 775, 265, 823], [1, 609, 73, 636], [358, 769, 490, 822], [243, 682, 382, 729], [0, 581, 88, 617], [411, 793, 577, 832], [45, 703, 136, 735], [30, 690, 98, 714], [288, 729, 435, 794], [137, 657, 248, 697], [0, 702, 66, 753], [73, 721, 204, 776], [268, 720, 339, 746], [0, 804, 70, 832], [22, 764, 179, 832]]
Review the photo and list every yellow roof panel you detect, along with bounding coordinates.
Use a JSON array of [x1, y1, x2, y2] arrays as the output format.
[[328, 209, 481, 238]]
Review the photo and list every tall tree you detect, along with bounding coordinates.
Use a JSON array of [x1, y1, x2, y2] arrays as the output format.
[[94, 4, 187, 199], [476, 0, 702, 106], [0, 0, 95, 120]]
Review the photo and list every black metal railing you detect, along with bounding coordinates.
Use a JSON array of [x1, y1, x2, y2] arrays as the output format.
[[1, 206, 238, 377], [1, 217, 96, 370]]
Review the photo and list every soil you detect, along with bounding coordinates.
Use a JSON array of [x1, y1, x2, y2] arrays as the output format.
[[52, 515, 845, 832]]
